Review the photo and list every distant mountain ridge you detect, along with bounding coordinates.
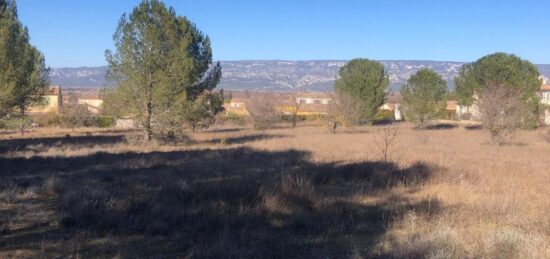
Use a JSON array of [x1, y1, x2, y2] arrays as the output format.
[[50, 60, 550, 92]]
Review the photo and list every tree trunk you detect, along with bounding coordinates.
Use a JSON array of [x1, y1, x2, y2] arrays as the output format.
[[19, 109, 25, 136], [292, 113, 297, 127], [144, 101, 153, 142]]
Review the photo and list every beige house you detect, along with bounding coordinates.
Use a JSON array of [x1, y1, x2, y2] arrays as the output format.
[[78, 97, 104, 114], [223, 98, 249, 115], [26, 86, 63, 115], [452, 84, 550, 124], [380, 92, 404, 120]]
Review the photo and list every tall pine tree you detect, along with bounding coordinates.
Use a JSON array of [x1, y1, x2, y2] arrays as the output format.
[[0, 0, 49, 117], [106, 0, 222, 141]]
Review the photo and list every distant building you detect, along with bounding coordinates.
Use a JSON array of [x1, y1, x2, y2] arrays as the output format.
[[224, 98, 249, 115], [453, 94, 481, 121], [296, 92, 332, 105], [26, 86, 63, 115], [539, 84, 550, 125], [78, 96, 104, 114], [451, 84, 550, 124], [380, 92, 404, 120]]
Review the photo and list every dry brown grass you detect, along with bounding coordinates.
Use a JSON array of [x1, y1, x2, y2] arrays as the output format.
[[1, 122, 550, 258]]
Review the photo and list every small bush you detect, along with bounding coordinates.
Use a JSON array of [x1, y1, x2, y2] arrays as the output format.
[[221, 113, 247, 126], [374, 109, 395, 123], [93, 116, 116, 128], [0, 117, 21, 129], [35, 112, 61, 127], [281, 114, 306, 122]]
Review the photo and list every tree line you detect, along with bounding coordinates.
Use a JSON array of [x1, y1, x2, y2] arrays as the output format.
[[331, 53, 543, 145]]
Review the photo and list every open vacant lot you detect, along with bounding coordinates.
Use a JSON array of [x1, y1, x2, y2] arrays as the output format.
[[1, 123, 550, 258]]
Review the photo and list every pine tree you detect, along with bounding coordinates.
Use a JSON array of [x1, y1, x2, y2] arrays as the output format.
[[455, 53, 541, 144], [334, 58, 388, 125], [401, 69, 447, 128], [0, 0, 49, 119], [106, 0, 222, 141]]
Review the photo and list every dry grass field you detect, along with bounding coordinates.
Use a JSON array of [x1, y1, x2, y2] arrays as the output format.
[[1, 122, 550, 258]]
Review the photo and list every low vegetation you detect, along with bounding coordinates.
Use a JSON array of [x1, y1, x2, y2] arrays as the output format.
[[1, 123, 550, 258]]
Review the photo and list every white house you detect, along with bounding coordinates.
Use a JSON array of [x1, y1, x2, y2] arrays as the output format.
[[296, 92, 332, 105]]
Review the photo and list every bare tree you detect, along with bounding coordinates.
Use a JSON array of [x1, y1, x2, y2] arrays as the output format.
[[289, 95, 302, 127], [373, 124, 399, 163], [323, 93, 362, 133], [479, 82, 530, 145], [61, 103, 91, 131], [246, 97, 279, 130]]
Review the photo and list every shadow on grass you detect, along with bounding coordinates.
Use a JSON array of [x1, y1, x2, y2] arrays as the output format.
[[424, 123, 458, 130], [0, 135, 127, 154], [0, 147, 443, 258], [204, 127, 245, 133], [464, 124, 482, 130], [198, 134, 288, 145]]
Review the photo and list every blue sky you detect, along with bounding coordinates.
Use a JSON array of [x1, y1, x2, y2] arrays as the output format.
[[17, 0, 550, 68]]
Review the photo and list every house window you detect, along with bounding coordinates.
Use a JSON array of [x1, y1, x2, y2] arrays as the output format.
[[298, 99, 306, 104], [314, 100, 321, 104]]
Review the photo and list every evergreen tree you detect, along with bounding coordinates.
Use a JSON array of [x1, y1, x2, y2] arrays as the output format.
[[106, 0, 222, 141], [180, 91, 224, 132], [0, 0, 49, 118], [334, 58, 388, 125], [454, 53, 541, 143], [455, 53, 540, 107], [401, 69, 447, 128]]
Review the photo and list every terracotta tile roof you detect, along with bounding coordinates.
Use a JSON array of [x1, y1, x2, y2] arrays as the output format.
[[540, 84, 550, 91]]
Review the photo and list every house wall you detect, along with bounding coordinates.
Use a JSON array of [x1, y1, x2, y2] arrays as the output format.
[[296, 98, 331, 105], [394, 104, 403, 121], [545, 110, 550, 125], [78, 99, 104, 114], [456, 103, 481, 120], [541, 91, 550, 105], [78, 99, 103, 108], [224, 102, 249, 115], [26, 95, 61, 114]]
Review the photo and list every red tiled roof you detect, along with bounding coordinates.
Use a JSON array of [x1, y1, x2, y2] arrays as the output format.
[[541, 84, 550, 91]]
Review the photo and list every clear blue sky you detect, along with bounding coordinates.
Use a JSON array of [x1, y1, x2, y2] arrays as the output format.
[[17, 0, 550, 68]]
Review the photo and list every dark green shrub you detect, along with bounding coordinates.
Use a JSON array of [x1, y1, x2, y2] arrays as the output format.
[[374, 109, 395, 122], [93, 116, 116, 128]]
